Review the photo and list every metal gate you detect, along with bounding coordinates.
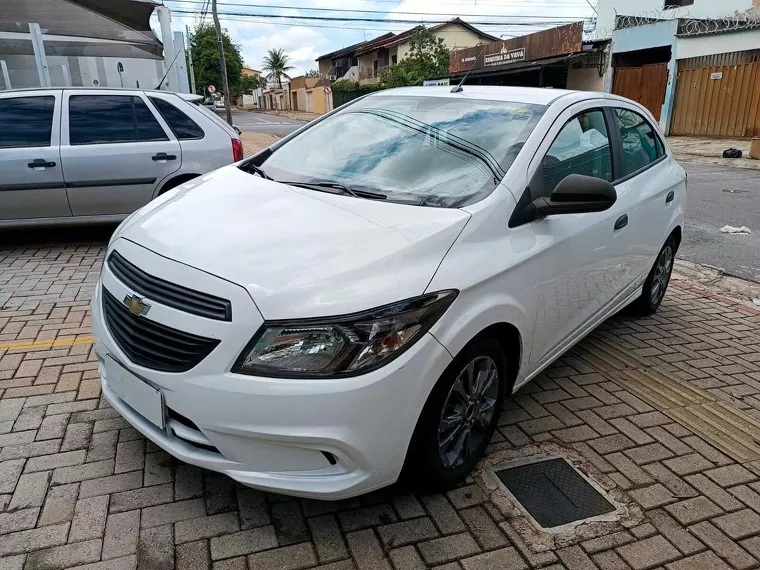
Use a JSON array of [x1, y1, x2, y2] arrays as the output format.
[[671, 52, 760, 137], [612, 63, 669, 121]]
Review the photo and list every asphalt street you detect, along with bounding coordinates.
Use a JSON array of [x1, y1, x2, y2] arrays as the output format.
[[230, 109, 305, 136], [679, 163, 760, 282]]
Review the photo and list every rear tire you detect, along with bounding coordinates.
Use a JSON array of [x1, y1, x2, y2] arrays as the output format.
[[403, 338, 507, 491], [632, 235, 676, 316]]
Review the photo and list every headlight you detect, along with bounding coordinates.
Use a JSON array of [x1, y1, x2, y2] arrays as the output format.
[[232, 290, 458, 378]]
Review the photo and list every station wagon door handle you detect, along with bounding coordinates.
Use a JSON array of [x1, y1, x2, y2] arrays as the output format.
[[28, 159, 56, 169], [666, 191, 675, 203], [614, 214, 628, 230], [152, 153, 177, 162]]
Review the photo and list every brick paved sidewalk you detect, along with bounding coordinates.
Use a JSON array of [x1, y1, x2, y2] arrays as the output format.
[[2, 241, 760, 570]]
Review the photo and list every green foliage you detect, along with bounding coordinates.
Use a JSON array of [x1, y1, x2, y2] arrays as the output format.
[[188, 24, 244, 96], [305, 69, 320, 78], [262, 48, 296, 89], [380, 28, 451, 88], [331, 79, 362, 92], [239, 74, 260, 93]]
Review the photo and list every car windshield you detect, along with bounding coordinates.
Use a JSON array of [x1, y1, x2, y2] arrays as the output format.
[[249, 95, 546, 208]]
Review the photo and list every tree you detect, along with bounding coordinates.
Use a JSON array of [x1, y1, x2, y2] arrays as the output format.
[[240, 74, 260, 93], [188, 23, 244, 96], [380, 28, 451, 88], [305, 69, 320, 78], [262, 48, 295, 88]]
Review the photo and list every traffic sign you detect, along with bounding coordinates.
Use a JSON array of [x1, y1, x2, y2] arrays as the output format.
[[208, 84, 216, 94], [324, 87, 332, 95]]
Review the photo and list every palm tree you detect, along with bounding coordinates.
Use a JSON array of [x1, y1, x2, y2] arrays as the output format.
[[262, 49, 295, 89]]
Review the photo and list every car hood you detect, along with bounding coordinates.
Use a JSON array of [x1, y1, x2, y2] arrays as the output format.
[[115, 165, 470, 319]]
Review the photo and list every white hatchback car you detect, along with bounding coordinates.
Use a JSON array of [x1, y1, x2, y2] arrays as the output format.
[[92, 86, 685, 499]]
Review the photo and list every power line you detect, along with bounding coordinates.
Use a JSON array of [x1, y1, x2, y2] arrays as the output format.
[[170, 8, 590, 25], [164, 0, 592, 19]]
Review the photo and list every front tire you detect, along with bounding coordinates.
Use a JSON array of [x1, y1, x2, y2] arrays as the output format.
[[404, 338, 507, 491], [632, 235, 676, 316]]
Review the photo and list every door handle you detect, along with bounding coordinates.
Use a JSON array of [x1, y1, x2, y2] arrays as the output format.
[[28, 159, 56, 169], [666, 190, 675, 203], [614, 214, 628, 230], [151, 153, 177, 161]]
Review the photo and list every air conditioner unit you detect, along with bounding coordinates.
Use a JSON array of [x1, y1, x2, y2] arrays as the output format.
[[328, 75, 337, 81]]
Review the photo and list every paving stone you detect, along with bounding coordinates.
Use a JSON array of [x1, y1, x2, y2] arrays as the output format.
[[446, 485, 487, 509], [581, 531, 635, 553], [338, 504, 397, 532], [665, 551, 731, 570], [421, 494, 465, 534], [593, 549, 630, 570], [391, 494, 426, 520], [23, 539, 102, 570], [109, 483, 174, 513], [665, 496, 724, 525], [705, 464, 756, 487], [309, 515, 348, 563], [248, 541, 317, 570], [643, 462, 698, 498], [60, 422, 92, 451], [174, 464, 204, 501], [113, 439, 144, 473], [689, 521, 757, 570], [647, 509, 704, 556], [175, 512, 240, 544], [8, 470, 49, 510], [69, 495, 110, 542], [629, 483, 676, 509], [209, 526, 278, 560], [141, 498, 206, 528], [616, 535, 680, 570], [272, 499, 310, 546], [557, 545, 598, 570], [137, 524, 174, 570], [38, 483, 78, 526], [175, 540, 210, 570], [376, 517, 438, 548], [212, 558, 246, 570], [51, 459, 113, 484], [0, 554, 25, 570], [459, 506, 507, 550], [418, 533, 480, 566], [685, 474, 744, 511], [461, 547, 527, 570], [237, 487, 270, 529], [79, 470, 143, 499], [663, 453, 714, 476], [0, 523, 69, 557], [144, 451, 173, 486], [25, 450, 86, 472], [86, 429, 119, 462], [590, 434, 637, 454], [345, 529, 392, 570], [713, 508, 760, 539], [0, 459, 25, 493], [0, 508, 39, 534], [389, 546, 426, 570], [103, 510, 140, 559]]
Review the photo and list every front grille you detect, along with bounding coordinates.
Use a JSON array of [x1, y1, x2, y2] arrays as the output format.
[[108, 251, 232, 321], [102, 287, 220, 372]]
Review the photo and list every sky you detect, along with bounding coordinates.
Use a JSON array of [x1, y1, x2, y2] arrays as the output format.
[[154, 0, 597, 79]]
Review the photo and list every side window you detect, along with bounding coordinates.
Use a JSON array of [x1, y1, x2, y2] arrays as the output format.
[[614, 108, 663, 177], [0, 96, 55, 149], [539, 110, 612, 198], [69, 95, 168, 145], [149, 97, 204, 139]]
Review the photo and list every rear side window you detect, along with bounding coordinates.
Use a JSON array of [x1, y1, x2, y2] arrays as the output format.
[[0, 96, 55, 149], [539, 110, 613, 197], [150, 97, 204, 139], [614, 108, 664, 177], [69, 95, 169, 145]]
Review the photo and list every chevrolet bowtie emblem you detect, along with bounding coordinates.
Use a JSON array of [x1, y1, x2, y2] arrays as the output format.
[[123, 294, 151, 317]]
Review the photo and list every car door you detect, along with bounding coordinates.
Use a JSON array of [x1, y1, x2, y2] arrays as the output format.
[[609, 105, 681, 283], [519, 103, 632, 370], [59, 91, 181, 216], [0, 91, 71, 221]]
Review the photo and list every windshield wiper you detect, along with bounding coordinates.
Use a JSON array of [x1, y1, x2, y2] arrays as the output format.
[[283, 181, 387, 200], [242, 163, 272, 180]]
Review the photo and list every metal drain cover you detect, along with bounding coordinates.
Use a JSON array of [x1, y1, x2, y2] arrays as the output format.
[[495, 458, 615, 528]]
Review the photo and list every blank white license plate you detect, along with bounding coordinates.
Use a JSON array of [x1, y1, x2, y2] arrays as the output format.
[[105, 356, 164, 429]]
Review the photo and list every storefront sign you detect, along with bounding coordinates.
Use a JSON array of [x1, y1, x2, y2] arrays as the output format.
[[710, 72, 723, 80], [484, 47, 526, 67]]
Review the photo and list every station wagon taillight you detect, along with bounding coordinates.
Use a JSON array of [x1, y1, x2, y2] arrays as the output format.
[[232, 138, 244, 162]]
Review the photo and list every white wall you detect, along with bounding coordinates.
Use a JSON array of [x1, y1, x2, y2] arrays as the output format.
[[677, 28, 760, 59], [567, 67, 605, 91], [596, 0, 754, 38]]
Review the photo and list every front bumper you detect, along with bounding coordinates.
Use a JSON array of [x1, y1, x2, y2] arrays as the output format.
[[93, 241, 452, 499]]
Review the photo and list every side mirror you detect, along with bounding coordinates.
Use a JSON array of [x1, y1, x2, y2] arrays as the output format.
[[508, 174, 617, 228]]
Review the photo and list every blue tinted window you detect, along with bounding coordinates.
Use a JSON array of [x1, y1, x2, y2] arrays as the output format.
[[69, 95, 168, 145], [0, 96, 55, 148]]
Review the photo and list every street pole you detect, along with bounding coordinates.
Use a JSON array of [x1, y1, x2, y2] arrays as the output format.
[[186, 25, 197, 94], [211, 0, 233, 125]]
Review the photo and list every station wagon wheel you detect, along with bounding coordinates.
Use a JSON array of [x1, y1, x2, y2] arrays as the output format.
[[404, 338, 507, 491], [633, 235, 677, 316]]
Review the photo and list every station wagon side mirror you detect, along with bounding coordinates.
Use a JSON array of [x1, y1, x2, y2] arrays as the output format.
[[508, 174, 617, 228]]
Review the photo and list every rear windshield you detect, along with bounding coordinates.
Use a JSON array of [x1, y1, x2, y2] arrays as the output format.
[[254, 95, 546, 208]]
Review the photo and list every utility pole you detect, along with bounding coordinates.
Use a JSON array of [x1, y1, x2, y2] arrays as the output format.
[[211, 0, 233, 125], [186, 25, 197, 94]]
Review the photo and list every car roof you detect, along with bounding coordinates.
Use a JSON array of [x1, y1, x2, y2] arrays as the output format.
[[1, 87, 188, 96], [366, 86, 627, 107]]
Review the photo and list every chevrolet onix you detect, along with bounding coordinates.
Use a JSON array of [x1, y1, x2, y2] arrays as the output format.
[[92, 86, 685, 499]]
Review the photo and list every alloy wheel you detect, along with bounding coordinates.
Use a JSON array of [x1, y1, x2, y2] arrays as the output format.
[[651, 244, 674, 305], [437, 356, 500, 469]]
